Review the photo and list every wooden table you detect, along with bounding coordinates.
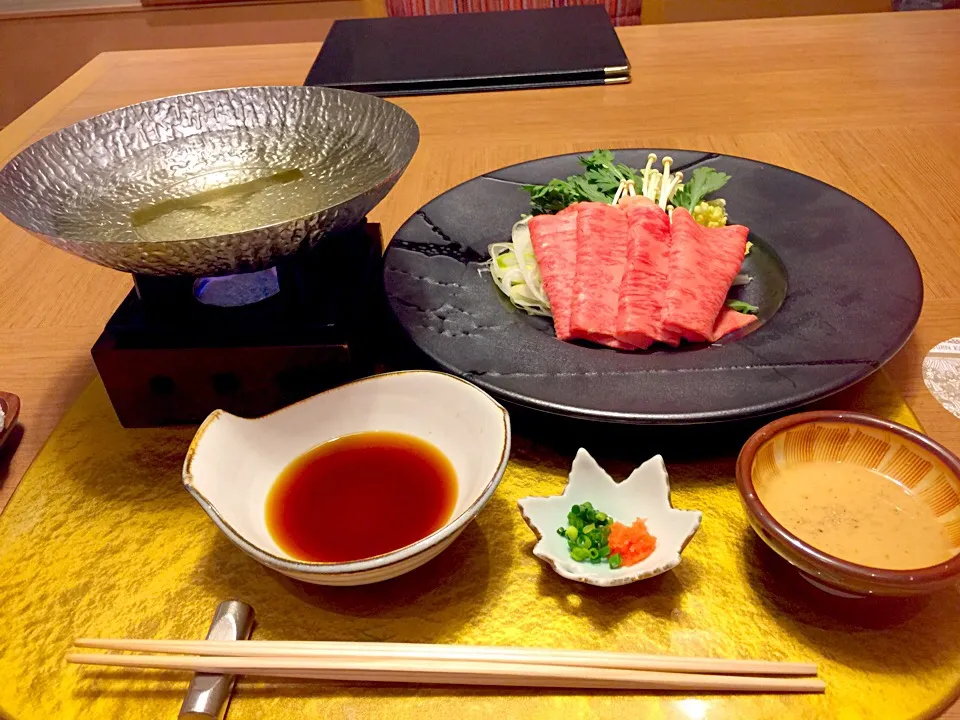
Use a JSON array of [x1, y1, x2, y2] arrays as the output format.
[[0, 10, 959, 715]]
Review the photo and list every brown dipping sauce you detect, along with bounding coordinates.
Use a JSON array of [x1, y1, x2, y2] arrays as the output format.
[[265, 431, 458, 563], [758, 461, 953, 570]]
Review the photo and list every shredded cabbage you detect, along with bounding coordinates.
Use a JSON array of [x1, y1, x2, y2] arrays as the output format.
[[487, 218, 552, 317]]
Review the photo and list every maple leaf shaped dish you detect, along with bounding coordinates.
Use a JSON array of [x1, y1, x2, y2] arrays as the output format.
[[518, 449, 702, 587]]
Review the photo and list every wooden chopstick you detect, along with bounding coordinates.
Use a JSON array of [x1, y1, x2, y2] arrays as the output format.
[[73, 639, 817, 677], [66, 652, 825, 693]]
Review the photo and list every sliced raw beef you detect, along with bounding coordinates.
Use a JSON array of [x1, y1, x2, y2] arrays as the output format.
[[705, 307, 758, 342], [569, 202, 634, 349], [529, 205, 579, 340], [617, 196, 681, 348], [662, 208, 750, 340]]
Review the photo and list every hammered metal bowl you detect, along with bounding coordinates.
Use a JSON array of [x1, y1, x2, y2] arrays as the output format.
[[0, 86, 419, 276]]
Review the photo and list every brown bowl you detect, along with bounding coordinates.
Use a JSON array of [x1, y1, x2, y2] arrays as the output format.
[[736, 411, 960, 597]]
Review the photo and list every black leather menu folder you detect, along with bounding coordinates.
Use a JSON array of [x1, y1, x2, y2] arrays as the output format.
[[304, 6, 630, 96]]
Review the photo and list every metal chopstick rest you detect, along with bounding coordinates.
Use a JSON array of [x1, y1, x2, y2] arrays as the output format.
[[179, 600, 255, 719]]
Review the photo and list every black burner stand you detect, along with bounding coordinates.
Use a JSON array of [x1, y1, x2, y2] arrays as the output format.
[[92, 222, 385, 427]]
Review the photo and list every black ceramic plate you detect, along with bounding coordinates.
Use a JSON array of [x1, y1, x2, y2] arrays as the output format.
[[383, 150, 922, 424]]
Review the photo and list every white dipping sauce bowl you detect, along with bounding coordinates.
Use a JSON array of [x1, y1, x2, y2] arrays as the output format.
[[183, 370, 511, 586]]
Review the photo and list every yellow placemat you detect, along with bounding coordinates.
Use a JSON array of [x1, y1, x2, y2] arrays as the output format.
[[1, 373, 958, 720]]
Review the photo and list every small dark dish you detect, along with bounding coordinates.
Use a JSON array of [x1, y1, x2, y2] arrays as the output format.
[[384, 149, 922, 424], [0, 392, 21, 451], [736, 411, 960, 597]]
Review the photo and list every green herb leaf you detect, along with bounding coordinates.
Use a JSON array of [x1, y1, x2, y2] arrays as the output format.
[[671, 167, 732, 212], [522, 179, 578, 216], [725, 299, 759, 315], [524, 150, 643, 214], [568, 176, 609, 204], [579, 149, 616, 169]]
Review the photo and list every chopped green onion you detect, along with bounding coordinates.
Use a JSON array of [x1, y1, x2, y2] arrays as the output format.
[[560, 502, 623, 570], [609, 554, 623, 569]]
